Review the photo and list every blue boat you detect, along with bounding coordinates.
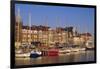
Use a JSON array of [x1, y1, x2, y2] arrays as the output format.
[[30, 50, 42, 58]]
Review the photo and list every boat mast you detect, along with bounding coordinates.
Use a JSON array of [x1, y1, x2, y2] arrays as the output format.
[[85, 25, 88, 47], [45, 16, 48, 46], [78, 25, 81, 47], [29, 13, 31, 45], [56, 17, 59, 43], [84, 24, 88, 48], [17, 8, 20, 49]]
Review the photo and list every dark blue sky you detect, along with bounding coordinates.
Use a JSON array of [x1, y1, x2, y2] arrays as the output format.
[[15, 4, 95, 35]]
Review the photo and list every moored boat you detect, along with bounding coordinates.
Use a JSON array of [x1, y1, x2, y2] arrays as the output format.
[[86, 46, 94, 50], [47, 49, 59, 56], [71, 48, 80, 52], [79, 47, 86, 51], [59, 48, 71, 54], [15, 49, 22, 54], [30, 50, 42, 58], [15, 53, 30, 58], [85, 40, 94, 50]]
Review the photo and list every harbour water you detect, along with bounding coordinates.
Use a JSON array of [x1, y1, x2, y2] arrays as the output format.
[[15, 50, 95, 66]]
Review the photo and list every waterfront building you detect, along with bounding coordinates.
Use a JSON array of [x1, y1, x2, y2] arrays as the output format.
[[15, 11, 92, 48], [20, 25, 74, 47], [80, 33, 92, 41]]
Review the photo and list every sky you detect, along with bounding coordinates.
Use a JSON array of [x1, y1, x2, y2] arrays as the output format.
[[15, 4, 95, 35]]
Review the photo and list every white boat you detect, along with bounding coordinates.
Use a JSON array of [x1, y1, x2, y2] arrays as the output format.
[[15, 50, 22, 54], [15, 53, 30, 58], [30, 50, 42, 55], [30, 50, 42, 58], [71, 48, 80, 52], [59, 48, 71, 54], [59, 53, 71, 56], [79, 48, 86, 51], [85, 40, 94, 50]]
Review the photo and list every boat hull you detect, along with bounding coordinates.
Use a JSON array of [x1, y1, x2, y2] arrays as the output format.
[[86, 47, 94, 50], [30, 51, 42, 58], [71, 48, 80, 52], [30, 53, 41, 58], [15, 53, 30, 58]]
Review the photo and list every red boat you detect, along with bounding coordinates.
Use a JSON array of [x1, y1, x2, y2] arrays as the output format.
[[41, 49, 59, 56], [47, 49, 59, 56]]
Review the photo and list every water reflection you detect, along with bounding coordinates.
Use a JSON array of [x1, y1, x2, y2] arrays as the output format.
[[15, 50, 95, 66]]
